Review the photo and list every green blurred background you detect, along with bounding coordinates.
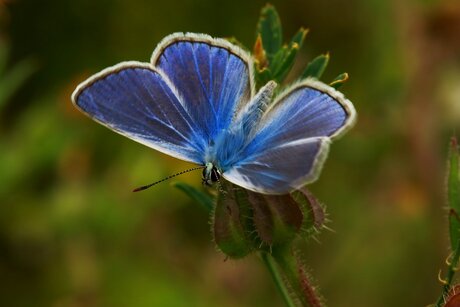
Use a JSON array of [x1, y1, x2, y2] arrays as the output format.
[[1, 0, 460, 306]]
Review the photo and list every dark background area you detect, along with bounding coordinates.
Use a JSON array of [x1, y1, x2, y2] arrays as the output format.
[[1, 0, 460, 306]]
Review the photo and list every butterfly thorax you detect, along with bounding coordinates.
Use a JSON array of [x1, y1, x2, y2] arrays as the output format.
[[202, 162, 221, 186], [204, 126, 248, 172], [202, 81, 277, 173]]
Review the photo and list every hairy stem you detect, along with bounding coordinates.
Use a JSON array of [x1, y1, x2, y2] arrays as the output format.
[[272, 248, 323, 307], [436, 239, 460, 306], [260, 252, 296, 307]]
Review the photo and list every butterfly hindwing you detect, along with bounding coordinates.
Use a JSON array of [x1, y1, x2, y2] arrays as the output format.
[[222, 79, 356, 194], [223, 137, 330, 194]]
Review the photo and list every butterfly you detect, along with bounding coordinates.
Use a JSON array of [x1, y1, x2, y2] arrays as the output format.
[[71, 33, 356, 194]]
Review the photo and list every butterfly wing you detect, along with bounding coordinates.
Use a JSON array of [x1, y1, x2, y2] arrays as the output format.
[[223, 79, 357, 194], [72, 62, 205, 164], [151, 33, 254, 143], [73, 33, 255, 166]]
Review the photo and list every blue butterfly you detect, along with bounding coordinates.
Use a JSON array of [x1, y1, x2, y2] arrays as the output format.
[[71, 33, 356, 194]]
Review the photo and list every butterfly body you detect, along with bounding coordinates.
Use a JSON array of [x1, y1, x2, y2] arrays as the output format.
[[72, 33, 356, 194]]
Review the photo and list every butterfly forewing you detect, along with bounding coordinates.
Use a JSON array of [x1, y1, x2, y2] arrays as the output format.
[[72, 33, 256, 166], [152, 33, 254, 143], [72, 63, 205, 164]]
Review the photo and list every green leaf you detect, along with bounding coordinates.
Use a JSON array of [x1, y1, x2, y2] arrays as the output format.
[[330, 72, 349, 89], [301, 53, 330, 80], [448, 137, 460, 251], [269, 28, 307, 83], [255, 67, 272, 89], [269, 46, 287, 75], [289, 27, 308, 50], [256, 4, 282, 61], [272, 44, 300, 82], [254, 7, 308, 86], [173, 182, 214, 213]]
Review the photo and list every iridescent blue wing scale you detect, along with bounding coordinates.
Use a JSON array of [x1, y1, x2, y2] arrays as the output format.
[[222, 79, 357, 194], [151, 33, 254, 144], [71, 62, 205, 164]]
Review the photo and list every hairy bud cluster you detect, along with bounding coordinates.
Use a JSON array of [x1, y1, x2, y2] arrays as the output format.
[[212, 180, 325, 258]]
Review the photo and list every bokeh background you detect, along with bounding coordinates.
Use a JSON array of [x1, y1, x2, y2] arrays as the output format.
[[1, 0, 460, 306]]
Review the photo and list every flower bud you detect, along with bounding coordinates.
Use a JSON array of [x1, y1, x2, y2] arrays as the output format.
[[291, 188, 325, 235], [212, 180, 325, 258], [213, 181, 254, 258], [249, 191, 302, 248], [445, 284, 460, 307]]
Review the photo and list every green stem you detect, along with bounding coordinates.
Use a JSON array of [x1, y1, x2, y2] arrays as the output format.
[[260, 252, 296, 307], [272, 248, 323, 307], [436, 239, 460, 306]]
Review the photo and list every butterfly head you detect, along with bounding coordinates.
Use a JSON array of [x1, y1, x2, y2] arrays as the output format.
[[202, 162, 221, 186]]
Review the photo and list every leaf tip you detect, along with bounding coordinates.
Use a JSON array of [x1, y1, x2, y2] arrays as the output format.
[[330, 72, 349, 88], [298, 27, 309, 39], [253, 34, 268, 69]]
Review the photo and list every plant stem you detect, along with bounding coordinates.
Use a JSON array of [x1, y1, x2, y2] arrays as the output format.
[[436, 239, 460, 306], [260, 252, 296, 307], [271, 248, 323, 307]]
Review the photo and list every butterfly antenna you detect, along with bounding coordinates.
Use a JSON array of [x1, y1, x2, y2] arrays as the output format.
[[132, 166, 205, 192]]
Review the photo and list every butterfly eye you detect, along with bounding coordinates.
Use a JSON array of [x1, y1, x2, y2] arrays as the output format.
[[211, 167, 221, 182], [202, 163, 220, 186]]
